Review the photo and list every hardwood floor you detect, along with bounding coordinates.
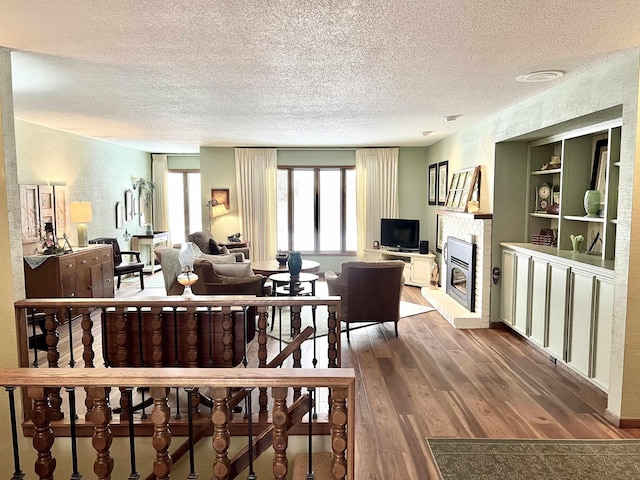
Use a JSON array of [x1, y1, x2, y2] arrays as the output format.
[[108, 273, 640, 477]]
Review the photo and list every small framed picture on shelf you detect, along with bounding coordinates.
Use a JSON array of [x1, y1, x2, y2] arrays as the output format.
[[428, 164, 437, 205]]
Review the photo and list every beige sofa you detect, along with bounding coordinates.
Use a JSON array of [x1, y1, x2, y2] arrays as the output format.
[[187, 231, 250, 260], [155, 246, 265, 296]]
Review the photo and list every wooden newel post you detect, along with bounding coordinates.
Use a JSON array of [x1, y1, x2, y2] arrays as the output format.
[[211, 387, 231, 480], [330, 387, 348, 480], [28, 386, 56, 480]]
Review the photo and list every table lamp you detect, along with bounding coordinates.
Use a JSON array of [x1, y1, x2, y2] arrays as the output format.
[[70, 201, 93, 247]]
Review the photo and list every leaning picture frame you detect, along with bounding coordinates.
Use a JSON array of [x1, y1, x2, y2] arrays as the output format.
[[590, 138, 608, 215], [436, 214, 444, 253], [437, 161, 448, 205], [428, 164, 437, 205], [211, 188, 230, 209]]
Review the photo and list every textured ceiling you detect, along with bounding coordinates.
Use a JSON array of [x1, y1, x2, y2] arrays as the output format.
[[0, 1, 639, 153]]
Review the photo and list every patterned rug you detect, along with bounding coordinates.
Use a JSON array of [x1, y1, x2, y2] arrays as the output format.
[[426, 438, 640, 480], [269, 301, 435, 342]]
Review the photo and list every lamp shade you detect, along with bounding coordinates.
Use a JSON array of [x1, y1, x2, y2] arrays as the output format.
[[210, 203, 228, 219], [70, 201, 92, 247], [70, 201, 93, 223]]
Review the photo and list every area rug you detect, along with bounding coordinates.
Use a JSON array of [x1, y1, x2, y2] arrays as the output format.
[[426, 438, 640, 480], [269, 301, 435, 342]]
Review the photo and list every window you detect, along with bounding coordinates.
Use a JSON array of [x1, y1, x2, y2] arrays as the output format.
[[277, 167, 356, 253], [167, 171, 201, 245]]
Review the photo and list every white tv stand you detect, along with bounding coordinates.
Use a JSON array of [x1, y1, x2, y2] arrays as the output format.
[[363, 248, 435, 287]]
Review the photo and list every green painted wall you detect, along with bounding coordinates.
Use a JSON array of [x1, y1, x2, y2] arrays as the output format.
[[15, 120, 151, 248]]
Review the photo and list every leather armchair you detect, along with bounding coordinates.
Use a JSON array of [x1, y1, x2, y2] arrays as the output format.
[[89, 237, 144, 289], [155, 247, 265, 296], [325, 261, 405, 339]]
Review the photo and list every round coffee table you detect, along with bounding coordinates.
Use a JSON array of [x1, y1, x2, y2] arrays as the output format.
[[251, 259, 320, 276]]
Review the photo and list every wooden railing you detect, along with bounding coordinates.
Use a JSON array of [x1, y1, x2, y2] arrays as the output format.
[[1, 367, 356, 479], [10, 295, 353, 478], [15, 296, 342, 432]]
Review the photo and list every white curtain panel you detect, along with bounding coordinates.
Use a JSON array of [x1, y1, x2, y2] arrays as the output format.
[[235, 148, 278, 262], [356, 148, 399, 257], [151, 153, 169, 234]]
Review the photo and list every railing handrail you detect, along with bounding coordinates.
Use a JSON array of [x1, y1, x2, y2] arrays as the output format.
[[15, 295, 342, 309], [0, 367, 355, 389]]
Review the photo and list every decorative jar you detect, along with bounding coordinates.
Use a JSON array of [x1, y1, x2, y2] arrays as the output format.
[[584, 190, 601, 217], [288, 251, 302, 277]]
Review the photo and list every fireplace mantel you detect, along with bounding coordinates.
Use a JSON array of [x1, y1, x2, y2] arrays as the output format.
[[436, 209, 493, 220]]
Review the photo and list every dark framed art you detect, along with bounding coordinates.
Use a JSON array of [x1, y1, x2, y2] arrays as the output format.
[[437, 161, 448, 205], [428, 164, 437, 205], [590, 139, 608, 214]]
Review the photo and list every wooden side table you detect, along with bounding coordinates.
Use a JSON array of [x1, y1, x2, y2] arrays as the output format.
[[219, 241, 249, 250]]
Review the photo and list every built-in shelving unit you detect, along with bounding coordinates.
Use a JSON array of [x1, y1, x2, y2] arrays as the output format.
[[526, 120, 621, 263]]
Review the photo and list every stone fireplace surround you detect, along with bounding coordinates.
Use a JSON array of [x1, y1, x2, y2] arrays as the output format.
[[422, 211, 492, 328]]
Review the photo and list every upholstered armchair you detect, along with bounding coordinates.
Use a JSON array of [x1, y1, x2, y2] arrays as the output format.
[[325, 261, 405, 339], [155, 246, 265, 296], [187, 231, 250, 261]]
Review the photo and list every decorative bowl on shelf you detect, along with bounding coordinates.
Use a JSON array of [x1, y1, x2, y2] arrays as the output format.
[[275, 252, 288, 265]]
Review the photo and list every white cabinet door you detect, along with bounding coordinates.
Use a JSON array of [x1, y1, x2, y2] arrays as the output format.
[[547, 262, 570, 361], [592, 277, 614, 389], [567, 270, 594, 377], [513, 253, 531, 336], [410, 256, 432, 286], [529, 257, 548, 348], [501, 249, 516, 326]]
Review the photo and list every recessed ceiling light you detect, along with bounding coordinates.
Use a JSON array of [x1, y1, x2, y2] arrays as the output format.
[[516, 70, 564, 83], [421, 131, 433, 136], [443, 115, 460, 122]]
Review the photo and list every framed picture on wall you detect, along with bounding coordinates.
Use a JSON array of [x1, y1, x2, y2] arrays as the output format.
[[428, 164, 437, 205], [211, 188, 230, 209], [437, 161, 448, 205]]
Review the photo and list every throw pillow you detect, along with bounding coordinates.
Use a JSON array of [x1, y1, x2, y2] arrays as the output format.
[[213, 263, 254, 278], [209, 238, 221, 254], [200, 253, 238, 264]]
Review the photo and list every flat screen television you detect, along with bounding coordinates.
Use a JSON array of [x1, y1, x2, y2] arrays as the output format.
[[380, 218, 420, 251]]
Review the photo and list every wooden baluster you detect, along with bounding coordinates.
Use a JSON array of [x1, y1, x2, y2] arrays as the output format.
[[257, 307, 269, 414], [330, 387, 348, 480], [115, 307, 130, 420], [28, 386, 56, 480], [90, 387, 114, 480], [82, 310, 96, 418], [291, 306, 302, 400], [211, 387, 231, 480], [81, 310, 95, 367], [327, 305, 339, 368], [221, 307, 233, 367], [186, 307, 200, 417], [150, 387, 172, 480], [151, 308, 164, 367], [272, 386, 289, 480], [115, 307, 129, 366], [44, 310, 64, 421]]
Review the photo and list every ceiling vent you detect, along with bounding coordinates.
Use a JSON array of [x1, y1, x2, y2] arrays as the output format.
[[516, 70, 564, 83]]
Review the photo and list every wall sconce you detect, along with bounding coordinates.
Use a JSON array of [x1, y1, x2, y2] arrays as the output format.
[[70, 201, 93, 247]]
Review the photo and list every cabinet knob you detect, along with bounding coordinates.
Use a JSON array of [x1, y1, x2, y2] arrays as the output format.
[[66, 264, 73, 268], [93, 256, 99, 260], [106, 279, 112, 283], [70, 293, 75, 297], [81, 260, 87, 264]]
